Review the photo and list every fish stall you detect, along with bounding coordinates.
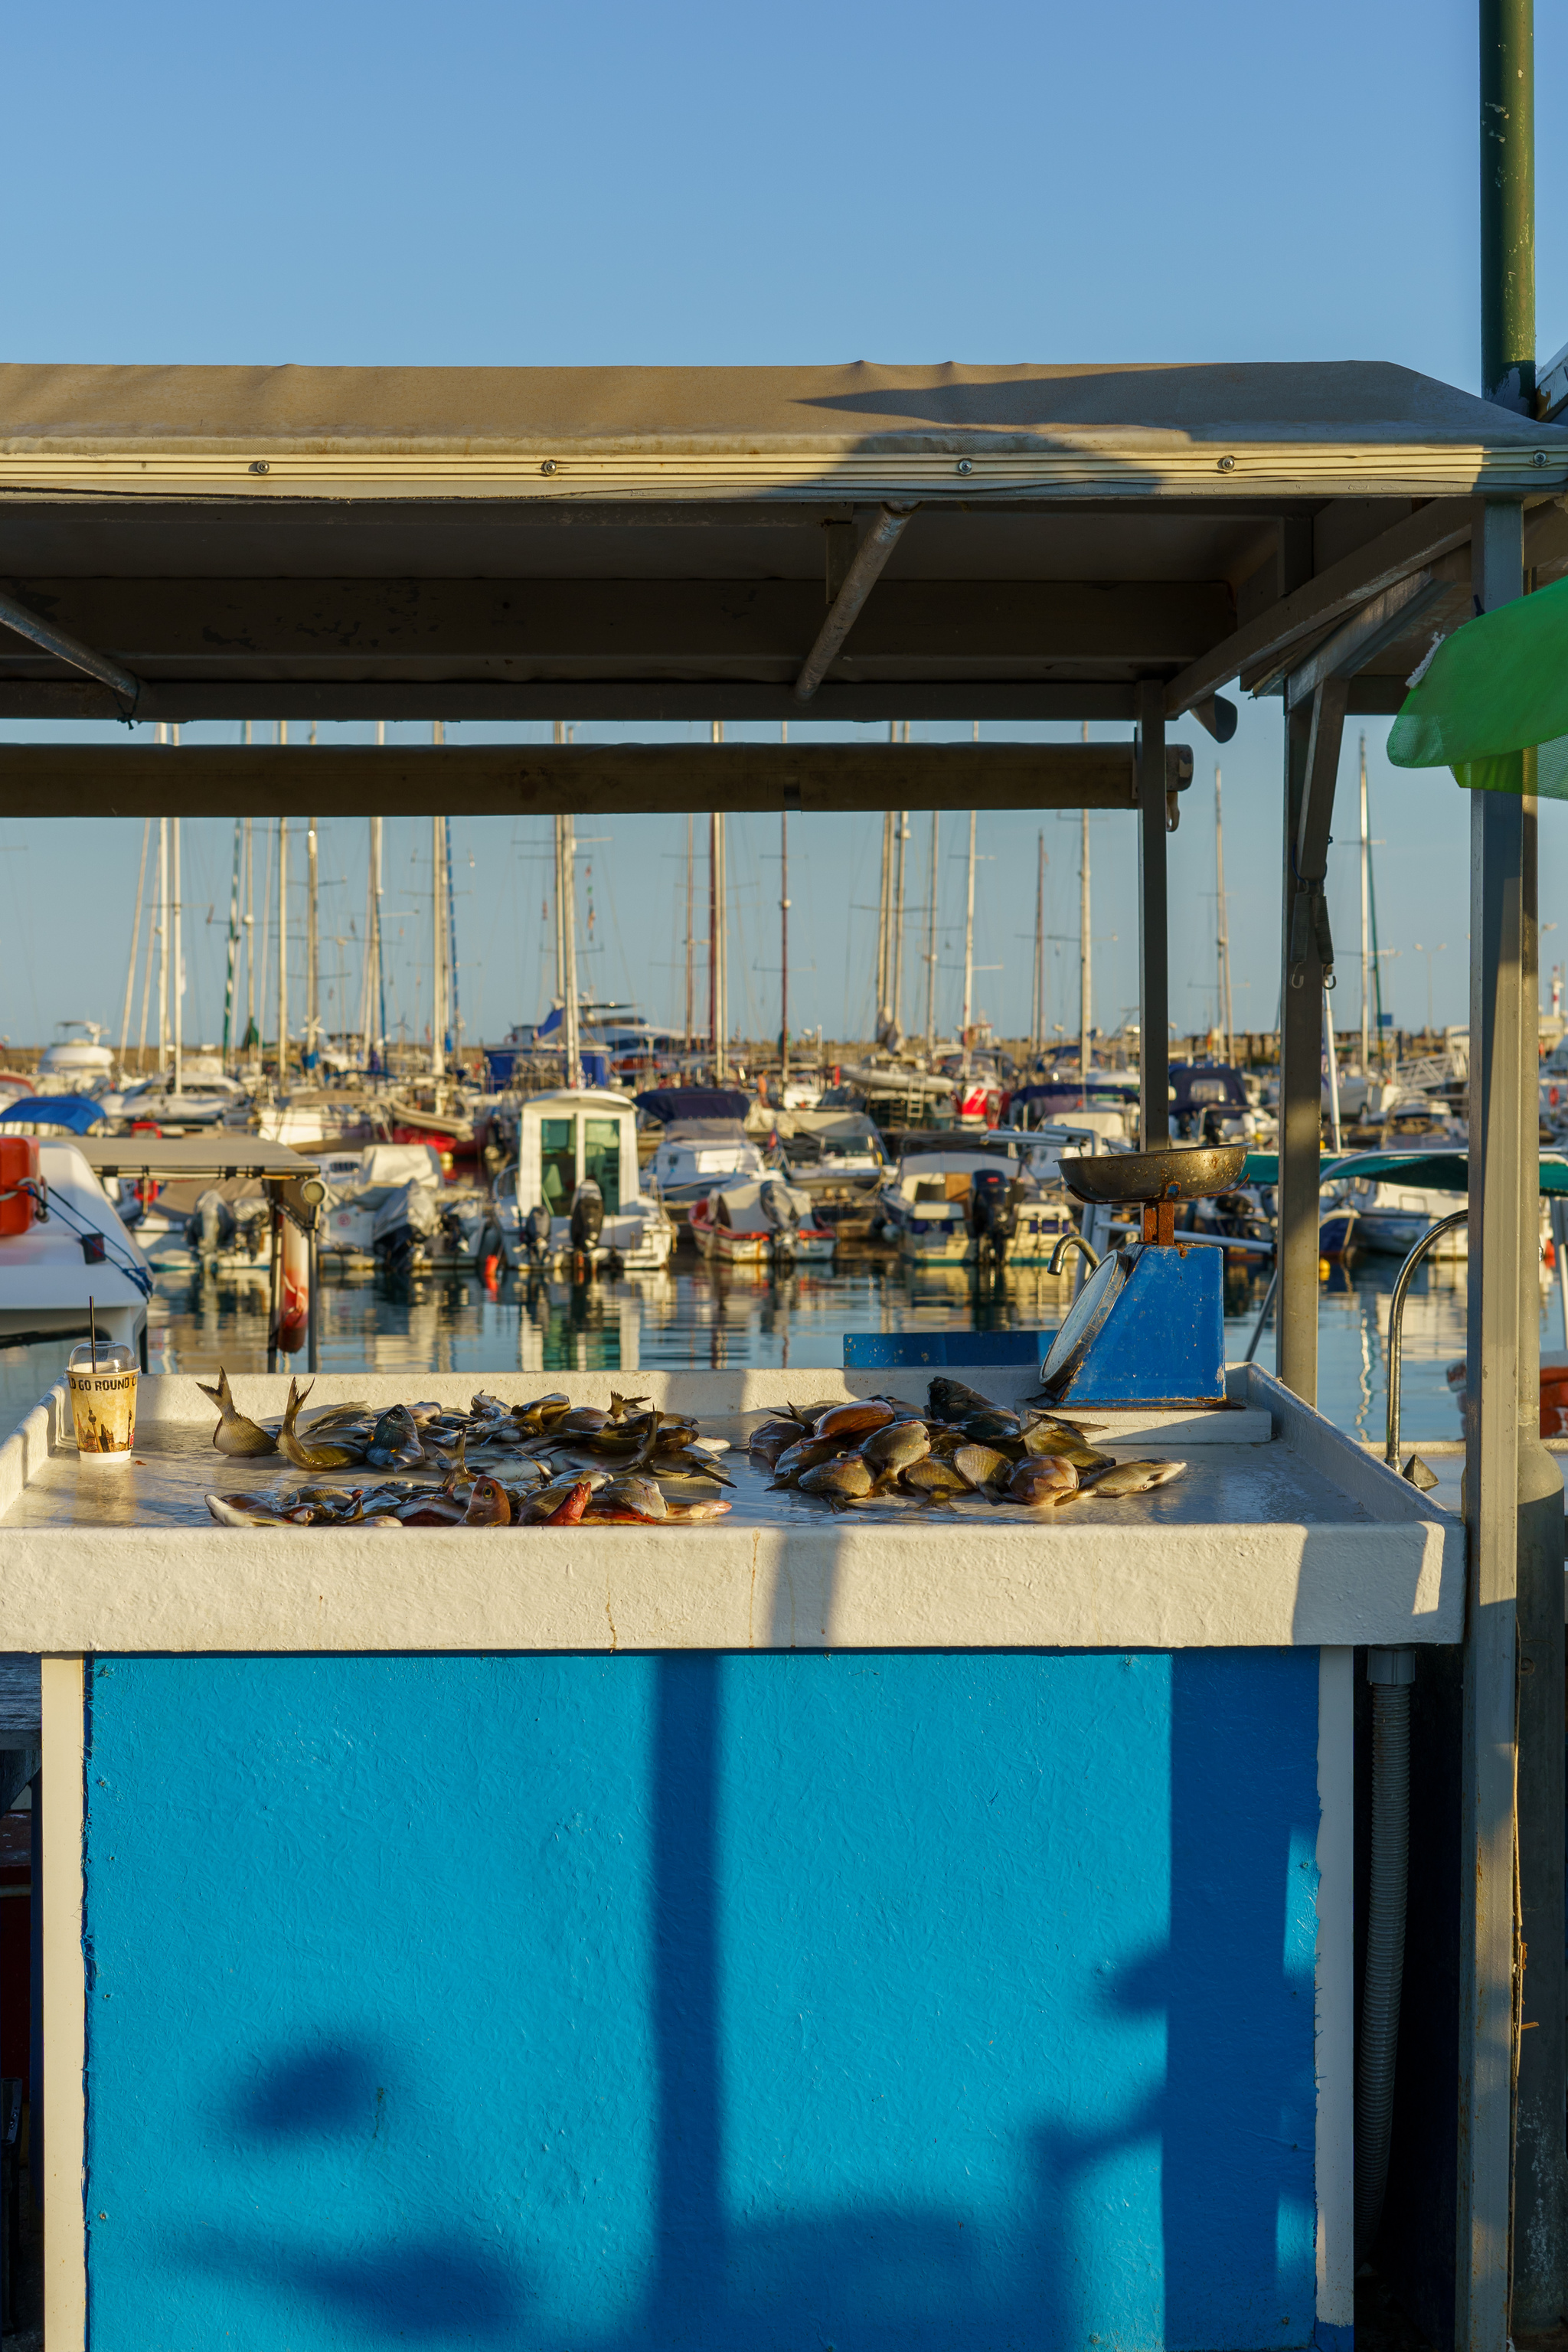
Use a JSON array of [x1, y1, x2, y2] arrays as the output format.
[[0, 335, 1560, 2350]]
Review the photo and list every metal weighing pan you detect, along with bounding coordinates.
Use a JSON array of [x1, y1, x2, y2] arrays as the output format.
[[1057, 1144, 1248, 1207]]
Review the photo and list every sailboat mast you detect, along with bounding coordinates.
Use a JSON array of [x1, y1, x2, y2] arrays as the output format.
[[1032, 831, 1045, 1057], [156, 806, 170, 1071], [710, 720, 727, 1081], [305, 813, 319, 1071], [1359, 732, 1371, 1077], [1214, 764, 1233, 1060], [779, 719, 790, 1084], [961, 808, 976, 1039], [561, 810, 581, 1084], [1080, 721, 1091, 1087], [119, 818, 152, 1067], [172, 810, 183, 1099], [443, 814, 460, 1059], [684, 812, 694, 1051], [277, 815, 289, 1086], [224, 818, 243, 1069], [924, 810, 939, 1052], [244, 797, 256, 1056], [893, 798, 908, 1035]]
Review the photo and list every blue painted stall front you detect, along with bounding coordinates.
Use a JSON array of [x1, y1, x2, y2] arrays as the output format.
[[82, 1649, 1321, 2352]]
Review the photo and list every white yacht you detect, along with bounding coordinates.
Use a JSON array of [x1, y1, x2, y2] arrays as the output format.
[[37, 1021, 116, 1095], [100, 1056, 251, 1130], [0, 1138, 153, 1359], [501, 1089, 675, 1272]]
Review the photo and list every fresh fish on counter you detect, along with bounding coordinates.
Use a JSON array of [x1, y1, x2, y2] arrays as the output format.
[[1076, 1459, 1187, 1498], [279, 1380, 369, 1472], [196, 1368, 278, 1458]]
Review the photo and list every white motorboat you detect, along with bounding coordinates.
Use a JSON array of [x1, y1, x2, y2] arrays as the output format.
[[255, 1089, 386, 1152], [102, 1057, 251, 1131], [0, 1138, 153, 1357], [644, 1109, 766, 1224], [501, 1089, 675, 1273], [688, 1174, 834, 1265], [874, 1140, 1076, 1266], [313, 1145, 456, 1269]]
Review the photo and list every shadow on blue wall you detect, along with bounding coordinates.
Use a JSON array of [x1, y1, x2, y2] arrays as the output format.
[[106, 1646, 1315, 2351], [622, 1649, 1315, 2352]]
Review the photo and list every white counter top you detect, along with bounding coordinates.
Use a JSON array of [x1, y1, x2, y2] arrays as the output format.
[[0, 1364, 1462, 1654]]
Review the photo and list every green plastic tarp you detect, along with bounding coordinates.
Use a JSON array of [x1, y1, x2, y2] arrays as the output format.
[[1240, 1149, 1568, 1194], [1385, 570, 1568, 798]]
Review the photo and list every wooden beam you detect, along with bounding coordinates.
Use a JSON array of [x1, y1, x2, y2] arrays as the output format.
[[0, 740, 1193, 821], [1279, 572, 1449, 708], [1163, 498, 1476, 716], [0, 576, 1234, 672]]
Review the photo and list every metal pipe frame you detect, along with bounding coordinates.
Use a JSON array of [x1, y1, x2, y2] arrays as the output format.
[[1383, 1210, 1471, 1468], [1136, 681, 1170, 1148]]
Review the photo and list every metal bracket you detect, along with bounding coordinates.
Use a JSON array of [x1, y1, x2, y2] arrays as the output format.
[[0, 589, 142, 718]]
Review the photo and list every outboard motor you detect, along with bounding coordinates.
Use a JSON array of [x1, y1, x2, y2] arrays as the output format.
[[759, 1175, 801, 1261], [570, 1178, 604, 1279], [523, 1201, 553, 1267], [188, 1186, 237, 1261], [969, 1168, 1017, 1263]]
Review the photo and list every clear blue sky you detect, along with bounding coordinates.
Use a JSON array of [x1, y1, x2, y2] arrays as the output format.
[[2, 0, 1564, 1054]]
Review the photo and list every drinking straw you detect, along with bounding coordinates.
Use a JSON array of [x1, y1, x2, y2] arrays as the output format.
[[89, 1295, 97, 1372]]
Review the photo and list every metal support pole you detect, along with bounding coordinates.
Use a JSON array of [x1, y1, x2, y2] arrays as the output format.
[[1276, 697, 1337, 1402], [1480, 0, 1535, 412], [1136, 681, 1169, 1149], [1459, 498, 1563, 2349]]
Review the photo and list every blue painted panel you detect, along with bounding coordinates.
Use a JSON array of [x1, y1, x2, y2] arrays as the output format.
[[82, 1651, 1321, 2352], [843, 1330, 1046, 1368]]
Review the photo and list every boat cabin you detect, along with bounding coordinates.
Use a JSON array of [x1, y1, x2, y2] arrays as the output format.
[[517, 1087, 643, 1220]]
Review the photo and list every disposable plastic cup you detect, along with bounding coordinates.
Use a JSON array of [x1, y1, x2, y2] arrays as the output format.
[[67, 1341, 138, 1463]]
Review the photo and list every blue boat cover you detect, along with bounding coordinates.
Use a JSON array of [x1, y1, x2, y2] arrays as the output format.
[[635, 1088, 750, 1124], [0, 1095, 106, 1133]]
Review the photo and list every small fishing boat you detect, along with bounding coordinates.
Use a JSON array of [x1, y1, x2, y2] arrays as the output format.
[[638, 1089, 763, 1224], [874, 1141, 1073, 1266], [500, 1088, 675, 1273], [688, 1174, 834, 1264]]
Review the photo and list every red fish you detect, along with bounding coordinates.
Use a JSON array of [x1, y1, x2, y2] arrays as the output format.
[[464, 1478, 512, 1527], [542, 1478, 592, 1525]]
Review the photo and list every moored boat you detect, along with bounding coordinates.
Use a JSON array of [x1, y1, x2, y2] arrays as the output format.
[[688, 1174, 834, 1265], [500, 1088, 675, 1273]]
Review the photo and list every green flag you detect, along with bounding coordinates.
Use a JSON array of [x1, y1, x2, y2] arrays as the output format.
[[1386, 570, 1568, 799]]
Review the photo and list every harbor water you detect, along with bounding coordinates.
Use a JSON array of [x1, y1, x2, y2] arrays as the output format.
[[0, 1245, 1511, 1459]]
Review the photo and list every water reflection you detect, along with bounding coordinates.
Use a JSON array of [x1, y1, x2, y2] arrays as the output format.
[[0, 1242, 1540, 1451]]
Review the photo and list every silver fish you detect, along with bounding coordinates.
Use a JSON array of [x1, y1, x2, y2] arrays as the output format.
[[1079, 1459, 1187, 1498]]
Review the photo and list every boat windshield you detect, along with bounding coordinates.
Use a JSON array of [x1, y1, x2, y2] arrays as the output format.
[[583, 1118, 622, 1212], [540, 1118, 576, 1210]]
